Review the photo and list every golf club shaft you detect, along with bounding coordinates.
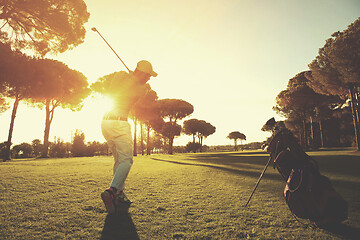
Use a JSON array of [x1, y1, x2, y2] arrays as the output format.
[[92, 27, 130, 72], [244, 156, 272, 207]]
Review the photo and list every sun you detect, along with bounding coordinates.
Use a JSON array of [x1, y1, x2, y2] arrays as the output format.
[[52, 94, 115, 143], [86, 95, 114, 115]]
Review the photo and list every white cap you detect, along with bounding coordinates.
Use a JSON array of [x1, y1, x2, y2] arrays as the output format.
[[136, 60, 157, 77]]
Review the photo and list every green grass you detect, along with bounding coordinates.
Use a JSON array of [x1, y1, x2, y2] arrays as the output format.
[[1, 150, 359, 239]]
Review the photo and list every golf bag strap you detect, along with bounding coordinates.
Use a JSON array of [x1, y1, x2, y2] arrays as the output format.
[[273, 150, 289, 181], [274, 151, 305, 192], [273, 150, 287, 165], [286, 169, 304, 193]]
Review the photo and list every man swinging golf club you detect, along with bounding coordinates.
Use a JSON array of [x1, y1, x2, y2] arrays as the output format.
[[92, 27, 157, 213], [100, 60, 157, 214]]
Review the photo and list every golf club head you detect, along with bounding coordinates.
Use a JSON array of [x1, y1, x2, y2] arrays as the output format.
[[91, 27, 97, 32]]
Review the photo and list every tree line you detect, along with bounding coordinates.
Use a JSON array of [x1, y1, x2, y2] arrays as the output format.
[[0, 131, 109, 159], [0, 42, 218, 160], [0, 1, 217, 160], [0, 42, 90, 160], [0, 0, 90, 160], [272, 17, 360, 151]]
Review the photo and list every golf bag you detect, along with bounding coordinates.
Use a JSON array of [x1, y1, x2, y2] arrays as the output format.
[[267, 131, 348, 227]]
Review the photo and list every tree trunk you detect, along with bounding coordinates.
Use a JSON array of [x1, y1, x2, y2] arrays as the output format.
[[4, 97, 20, 161], [302, 118, 308, 150], [140, 123, 144, 155], [133, 118, 137, 156], [349, 86, 360, 150], [319, 119, 325, 148], [41, 100, 57, 158], [234, 139, 237, 151], [355, 87, 359, 126], [310, 116, 316, 149], [298, 130, 303, 149], [146, 125, 151, 155], [41, 100, 51, 158], [192, 136, 197, 153], [355, 88, 360, 138], [168, 137, 174, 154]]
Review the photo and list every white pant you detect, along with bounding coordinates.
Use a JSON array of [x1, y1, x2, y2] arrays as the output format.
[[101, 120, 133, 191]]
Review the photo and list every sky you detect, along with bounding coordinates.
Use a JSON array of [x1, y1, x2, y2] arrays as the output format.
[[0, 0, 359, 147]]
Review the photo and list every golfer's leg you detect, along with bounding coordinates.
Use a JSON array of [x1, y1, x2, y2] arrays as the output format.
[[110, 160, 132, 191], [110, 142, 120, 175], [110, 130, 133, 191]]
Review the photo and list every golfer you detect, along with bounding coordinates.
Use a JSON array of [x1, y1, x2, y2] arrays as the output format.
[[101, 60, 157, 214]]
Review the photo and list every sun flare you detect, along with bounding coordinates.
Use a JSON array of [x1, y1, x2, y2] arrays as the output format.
[[91, 95, 115, 115], [50, 95, 115, 143]]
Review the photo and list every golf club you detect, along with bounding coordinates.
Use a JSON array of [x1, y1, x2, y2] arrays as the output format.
[[91, 27, 130, 72], [244, 156, 273, 207]]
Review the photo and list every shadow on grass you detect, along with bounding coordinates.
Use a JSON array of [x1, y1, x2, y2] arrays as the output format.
[[186, 152, 270, 167], [101, 205, 139, 240], [150, 157, 283, 183], [321, 223, 360, 240], [151, 153, 360, 228], [152, 152, 360, 187], [310, 154, 360, 179]]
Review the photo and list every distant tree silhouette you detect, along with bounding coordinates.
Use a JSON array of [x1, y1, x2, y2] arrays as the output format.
[[160, 121, 182, 154], [227, 131, 246, 151], [98, 142, 110, 156], [12, 142, 33, 158], [145, 119, 163, 155], [183, 119, 215, 152], [308, 17, 360, 150], [147, 117, 165, 154], [87, 141, 109, 156], [0, 42, 35, 160], [28, 59, 90, 157], [49, 138, 69, 158], [273, 72, 326, 149], [0, 0, 90, 55], [157, 99, 194, 154], [71, 129, 86, 157], [31, 139, 42, 157], [272, 71, 342, 149], [0, 142, 7, 160], [87, 141, 99, 157], [185, 141, 201, 153], [132, 88, 160, 156], [183, 119, 199, 144], [197, 121, 215, 152]]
